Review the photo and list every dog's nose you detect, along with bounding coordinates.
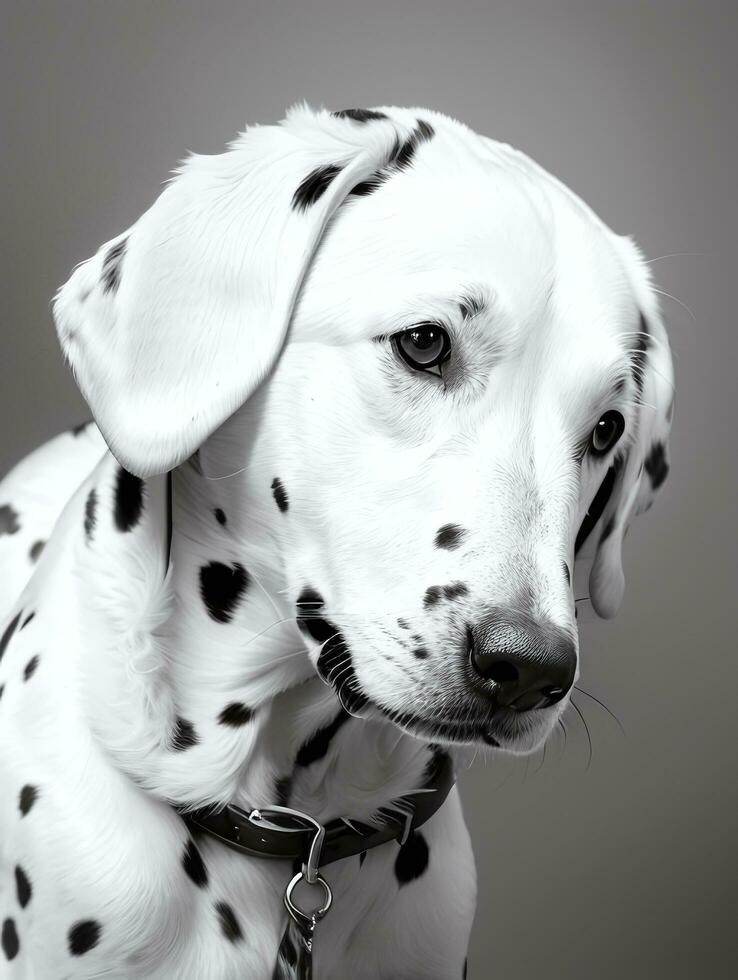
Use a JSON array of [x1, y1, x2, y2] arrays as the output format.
[[468, 610, 576, 711]]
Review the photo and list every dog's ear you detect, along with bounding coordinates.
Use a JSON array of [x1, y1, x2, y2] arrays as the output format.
[[584, 236, 675, 618], [53, 104, 409, 477]]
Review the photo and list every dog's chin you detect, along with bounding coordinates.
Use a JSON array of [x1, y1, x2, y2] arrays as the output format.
[[366, 698, 561, 755]]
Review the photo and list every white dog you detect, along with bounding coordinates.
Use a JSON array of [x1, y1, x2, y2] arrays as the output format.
[[0, 104, 673, 978]]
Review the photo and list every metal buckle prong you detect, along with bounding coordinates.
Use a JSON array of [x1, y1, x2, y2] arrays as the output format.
[[245, 803, 326, 885]]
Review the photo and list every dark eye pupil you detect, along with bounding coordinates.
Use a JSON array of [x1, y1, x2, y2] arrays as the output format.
[[409, 328, 438, 350], [394, 324, 451, 371], [591, 411, 625, 455]]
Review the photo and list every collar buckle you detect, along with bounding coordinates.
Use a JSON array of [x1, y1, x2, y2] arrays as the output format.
[[246, 803, 326, 884]]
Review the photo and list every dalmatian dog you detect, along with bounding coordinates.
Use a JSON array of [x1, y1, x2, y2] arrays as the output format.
[[0, 104, 673, 979]]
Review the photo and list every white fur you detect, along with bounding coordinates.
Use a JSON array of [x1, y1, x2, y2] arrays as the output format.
[[0, 103, 672, 978]]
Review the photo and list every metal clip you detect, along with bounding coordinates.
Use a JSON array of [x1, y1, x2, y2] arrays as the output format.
[[284, 869, 333, 936], [246, 804, 326, 885]]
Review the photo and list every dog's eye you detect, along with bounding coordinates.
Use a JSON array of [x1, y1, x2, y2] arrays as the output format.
[[393, 324, 451, 375], [590, 411, 625, 456]]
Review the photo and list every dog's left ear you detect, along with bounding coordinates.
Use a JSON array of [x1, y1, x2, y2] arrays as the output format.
[[53, 104, 413, 477], [586, 236, 675, 618]]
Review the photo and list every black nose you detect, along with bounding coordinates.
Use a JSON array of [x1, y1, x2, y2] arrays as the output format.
[[468, 610, 576, 711]]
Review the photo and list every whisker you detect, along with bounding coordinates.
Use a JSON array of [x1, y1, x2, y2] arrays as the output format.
[[201, 464, 249, 482], [652, 287, 696, 324], [533, 738, 547, 775], [243, 564, 284, 622], [574, 685, 625, 736], [557, 717, 568, 752], [569, 697, 593, 771], [643, 251, 706, 264]]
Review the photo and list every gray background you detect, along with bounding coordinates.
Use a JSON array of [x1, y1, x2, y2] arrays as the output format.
[[1, 2, 735, 977]]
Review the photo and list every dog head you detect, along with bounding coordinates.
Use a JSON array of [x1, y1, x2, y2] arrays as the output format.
[[54, 105, 673, 753]]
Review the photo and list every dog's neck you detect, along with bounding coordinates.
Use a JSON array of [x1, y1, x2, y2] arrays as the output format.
[[79, 446, 456, 826]]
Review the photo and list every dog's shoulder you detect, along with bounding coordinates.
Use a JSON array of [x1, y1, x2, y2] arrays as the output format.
[[0, 422, 107, 620]]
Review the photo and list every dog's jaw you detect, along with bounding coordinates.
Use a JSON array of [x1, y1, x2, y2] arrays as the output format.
[[73, 447, 454, 826]]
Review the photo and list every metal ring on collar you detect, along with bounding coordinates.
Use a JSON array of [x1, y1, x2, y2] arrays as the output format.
[[284, 870, 333, 929]]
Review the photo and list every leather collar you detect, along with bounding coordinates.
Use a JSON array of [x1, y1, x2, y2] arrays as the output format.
[[179, 746, 455, 869]]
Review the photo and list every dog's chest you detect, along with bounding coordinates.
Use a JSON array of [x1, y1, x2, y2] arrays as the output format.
[[0, 588, 401, 979], [0, 454, 475, 978]]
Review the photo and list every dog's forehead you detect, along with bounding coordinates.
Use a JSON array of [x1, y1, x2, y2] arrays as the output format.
[[298, 133, 636, 351]]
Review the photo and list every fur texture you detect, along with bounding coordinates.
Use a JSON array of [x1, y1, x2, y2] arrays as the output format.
[[0, 103, 672, 978]]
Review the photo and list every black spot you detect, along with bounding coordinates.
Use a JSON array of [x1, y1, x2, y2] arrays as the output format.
[[68, 919, 101, 956], [318, 636, 367, 714], [397, 618, 410, 630], [631, 314, 651, 394], [20, 612, 35, 631], [1, 918, 19, 961], [214, 507, 227, 526], [0, 684, 4, 701], [171, 716, 199, 751], [574, 456, 625, 554], [349, 118, 435, 199], [295, 588, 367, 712], [463, 957, 468, 979], [71, 420, 91, 436], [113, 467, 144, 532], [182, 838, 208, 888], [0, 504, 20, 536], [413, 646, 429, 659], [435, 524, 465, 550], [394, 830, 429, 886], [274, 775, 293, 806], [292, 163, 344, 212], [423, 586, 443, 609], [443, 582, 468, 601], [296, 591, 367, 712], [215, 901, 243, 943], [295, 587, 329, 641], [349, 175, 385, 197], [644, 441, 669, 490], [295, 710, 350, 767], [390, 119, 435, 172], [600, 516, 617, 543], [0, 611, 22, 662], [23, 654, 39, 681], [359, 850, 367, 867], [28, 540, 45, 562], [199, 562, 249, 623], [14, 866, 31, 908], [217, 702, 254, 727], [331, 108, 388, 122], [562, 561, 571, 585], [101, 238, 127, 294], [271, 477, 289, 513], [84, 488, 97, 542], [19, 784, 38, 816], [424, 743, 451, 782]]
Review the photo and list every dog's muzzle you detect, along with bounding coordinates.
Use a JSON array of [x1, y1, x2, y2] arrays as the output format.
[[467, 609, 576, 711]]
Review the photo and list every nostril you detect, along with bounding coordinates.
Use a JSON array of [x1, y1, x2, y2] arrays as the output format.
[[467, 612, 576, 708], [541, 684, 569, 705], [482, 660, 519, 683]]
